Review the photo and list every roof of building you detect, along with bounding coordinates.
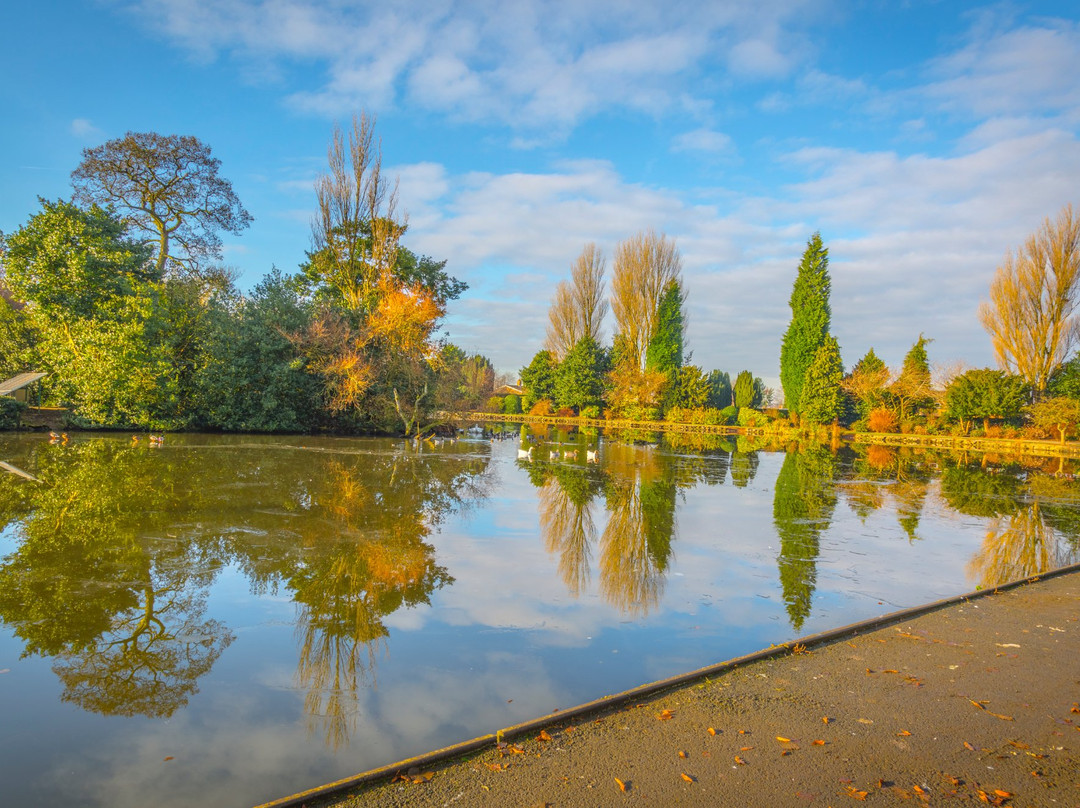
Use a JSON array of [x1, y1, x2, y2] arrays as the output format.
[[0, 372, 47, 396]]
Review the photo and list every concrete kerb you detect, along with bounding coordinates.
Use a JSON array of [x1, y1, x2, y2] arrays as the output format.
[[253, 561, 1080, 808]]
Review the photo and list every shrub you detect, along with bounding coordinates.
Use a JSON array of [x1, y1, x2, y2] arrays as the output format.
[[579, 404, 601, 420], [529, 399, 553, 416], [720, 405, 738, 424], [737, 408, 769, 428], [502, 394, 522, 414], [866, 407, 898, 433], [555, 407, 576, 418], [486, 395, 504, 413], [0, 398, 26, 430]]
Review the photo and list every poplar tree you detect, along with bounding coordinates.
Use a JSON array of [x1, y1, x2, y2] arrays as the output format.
[[780, 233, 831, 416]]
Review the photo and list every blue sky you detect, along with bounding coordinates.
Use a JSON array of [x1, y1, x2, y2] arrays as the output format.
[[2, 1, 1079, 388]]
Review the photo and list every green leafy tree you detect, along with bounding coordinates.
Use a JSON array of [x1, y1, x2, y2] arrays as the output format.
[[71, 132, 252, 278], [502, 393, 522, 414], [1027, 396, 1080, 442], [945, 369, 1029, 433], [645, 280, 684, 374], [3, 200, 180, 427], [194, 269, 322, 431], [554, 336, 608, 412], [799, 336, 844, 424], [1049, 354, 1080, 400], [780, 233, 830, 416], [520, 350, 558, 408]]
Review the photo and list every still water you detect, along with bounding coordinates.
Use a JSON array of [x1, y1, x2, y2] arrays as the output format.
[[0, 428, 1077, 807]]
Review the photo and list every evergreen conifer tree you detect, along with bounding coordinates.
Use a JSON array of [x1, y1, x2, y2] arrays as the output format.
[[800, 335, 843, 423], [779, 233, 831, 416], [733, 370, 756, 408]]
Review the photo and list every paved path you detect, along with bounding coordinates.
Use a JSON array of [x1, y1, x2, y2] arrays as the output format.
[[300, 571, 1080, 808]]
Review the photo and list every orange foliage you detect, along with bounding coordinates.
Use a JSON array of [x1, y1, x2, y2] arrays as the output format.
[[530, 399, 554, 416], [368, 281, 444, 354], [865, 444, 897, 470], [866, 407, 899, 433]]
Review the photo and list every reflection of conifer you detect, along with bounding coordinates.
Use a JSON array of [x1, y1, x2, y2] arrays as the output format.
[[772, 448, 837, 630], [729, 451, 759, 489], [640, 478, 677, 572]]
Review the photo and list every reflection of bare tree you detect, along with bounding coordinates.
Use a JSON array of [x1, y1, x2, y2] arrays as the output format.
[[538, 477, 595, 597], [968, 499, 1080, 588], [54, 577, 232, 718]]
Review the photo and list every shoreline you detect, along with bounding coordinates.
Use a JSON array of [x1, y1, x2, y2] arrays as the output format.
[[257, 564, 1080, 808]]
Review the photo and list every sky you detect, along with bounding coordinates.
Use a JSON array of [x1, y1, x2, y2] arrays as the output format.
[[2, 1, 1079, 388]]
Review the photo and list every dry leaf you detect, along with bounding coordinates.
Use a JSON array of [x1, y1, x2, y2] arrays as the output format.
[[844, 785, 869, 800], [812, 740, 826, 746], [883, 669, 899, 674], [707, 727, 717, 736], [994, 790, 1012, 798], [657, 710, 674, 721], [777, 736, 791, 743], [539, 730, 552, 742], [734, 756, 747, 765], [963, 741, 977, 751], [740, 746, 754, 751], [680, 772, 695, 783], [614, 777, 626, 793], [1008, 740, 1029, 749], [898, 730, 912, 737], [486, 763, 506, 771], [781, 749, 793, 756], [822, 716, 832, 724], [163, 756, 174, 762], [738, 729, 748, 735], [1071, 703, 1079, 714], [857, 718, 873, 725], [913, 785, 926, 794], [678, 750, 687, 759]]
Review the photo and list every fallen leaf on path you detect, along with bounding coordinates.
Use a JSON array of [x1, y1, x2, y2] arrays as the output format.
[[734, 756, 747, 765], [883, 669, 899, 674], [738, 729, 749, 734], [486, 763, 507, 771], [857, 719, 873, 725], [1008, 741, 1029, 749], [822, 716, 832, 724], [678, 750, 687, 759], [657, 709, 674, 721], [1071, 703, 1079, 714], [844, 785, 869, 800], [538, 730, 552, 742], [707, 727, 717, 736], [614, 777, 627, 792], [163, 756, 174, 761], [812, 740, 826, 745], [680, 772, 695, 783], [781, 749, 793, 756], [898, 730, 912, 736], [964, 742, 977, 751], [740, 746, 754, 751]]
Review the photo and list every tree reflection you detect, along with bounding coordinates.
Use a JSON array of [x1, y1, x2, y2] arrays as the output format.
[[0, 441, 233, 718], [967, 472, 1080, 588], [772, 447, 837, 630], [0, 435, 491, 749]]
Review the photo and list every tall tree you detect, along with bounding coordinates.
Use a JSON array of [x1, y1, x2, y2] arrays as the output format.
[[545, 243, 608, 360], [843, 347, 889, 420], [71, 132, 251, 278], [520, 350, 558, 408], [301, 112, 405, 315], [779, 233, 831, 416], [799, 335, 844, 424], [610, 229, 683, 371], [706, 370, 732, 408], [553, 336, 608, 412], [979, 204, 1080, 394], [945, 368, 1028, 433]]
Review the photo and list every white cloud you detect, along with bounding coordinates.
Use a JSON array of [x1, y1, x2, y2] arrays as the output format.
[[70, 118, 103, 139], [116, 0, 818, 128], [671, 127, 735, 154]]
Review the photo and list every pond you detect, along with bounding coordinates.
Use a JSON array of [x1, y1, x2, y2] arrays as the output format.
[[0, 428, 1077, 807]]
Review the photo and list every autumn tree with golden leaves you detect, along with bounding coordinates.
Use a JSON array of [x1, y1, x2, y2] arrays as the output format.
[[979, 204, 1080, 394], [545, 243, 608, 360]]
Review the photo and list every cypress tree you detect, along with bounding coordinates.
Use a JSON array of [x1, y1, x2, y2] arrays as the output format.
[[800, 335, 843, 424], [644, 280, 684, 374], [733, 370, 756, 408], [779, 233, 831, 416]]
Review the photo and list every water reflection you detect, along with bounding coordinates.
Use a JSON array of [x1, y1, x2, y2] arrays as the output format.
[[0, 435, 492, 748], [772, 446, 837, 630]]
